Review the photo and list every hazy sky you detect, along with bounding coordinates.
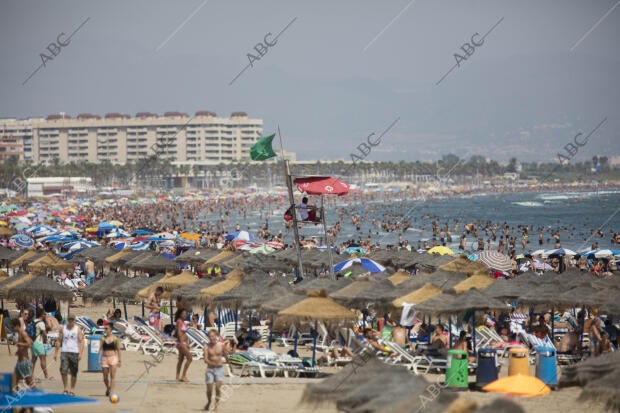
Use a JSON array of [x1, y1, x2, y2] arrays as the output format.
[[1, 0, 619, 162]]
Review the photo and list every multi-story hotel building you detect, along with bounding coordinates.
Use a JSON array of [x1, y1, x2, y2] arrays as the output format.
[[0, 111, 263, 164]]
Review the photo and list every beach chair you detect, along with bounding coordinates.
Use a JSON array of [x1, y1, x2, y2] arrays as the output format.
[[230, 352, 283, 378], [305, 322, 337, 352], [132, 316, 178, 355], [75, 316, 104, 336], [277, 325, 313, 347], [113, 320, 143, 352]]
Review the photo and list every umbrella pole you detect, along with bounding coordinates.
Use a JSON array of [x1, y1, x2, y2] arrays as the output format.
[[268, 316, 273, 349], [234, 306, 238, 334], [449, 317, 452, 348], [579, 306, 585, 354], [170, 296, 174, 327], [321, 195, 335, 280], [203, 305, 208, 332], [528, 306, 533, 333], [551, 306, 555, 344], [249, 310, 252, 334], [123, 300, 128, 320], [113, 297, 116, 309], [217, 308, 222, 334], [141, 301, 145, 318], [312, 320, 318, 366], [472, 311, 477, 355], [293, 327, 299, 354]]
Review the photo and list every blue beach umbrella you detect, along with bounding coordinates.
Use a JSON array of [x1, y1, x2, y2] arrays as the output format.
[[0, 388, 98, 409], [333, 257, 386, 274], [10, 234, 34, 248]]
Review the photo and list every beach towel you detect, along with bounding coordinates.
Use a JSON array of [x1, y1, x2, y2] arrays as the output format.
[[400, 303, 417, 327]]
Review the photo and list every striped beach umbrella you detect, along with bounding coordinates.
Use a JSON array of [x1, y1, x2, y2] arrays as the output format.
[[10, 233, 35, 249], [477, 251, 512, 272]]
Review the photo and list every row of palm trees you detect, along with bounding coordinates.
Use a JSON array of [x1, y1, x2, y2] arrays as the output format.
[[0, 154, 615, 192]]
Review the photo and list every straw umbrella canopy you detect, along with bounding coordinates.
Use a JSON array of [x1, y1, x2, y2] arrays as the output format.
[[439, 256, 488, 275], [244, 276, 293, 309], [293, 278, 353, 295], [365, 249, 393, 266], [560, 350, 620, 410], [335, 364, 454, 413], [409, 270, 469, 292], [414, 292, 457, 314], [392, 282, 442, 308], [343, 278, 397, 310], [27, 252, 74, 274], [387, 270, 412, 285], [260, 291, 306, 315], [0, 271, 36, 298], [115, 250, 149, 266], [129, 253, 179, 273], [329, 280, 374, 306], [82, 272, 130, 302], [69, 246, 118, 265], [451, 274, 495, 294], [173, 277, 223, 305], [110, 274, 164, 300], [519, 282, 565, 306], [0, 226, 15, 236], [0, 246, 23, 262], [10, 250, 45, 268], [482, 272, 542, 300], [174, 248, 220, 264], [104, 249, 134, 265], [212, 271, 269, 308], [136, 269, 198, 299], [443, 289, 508, 313], [234, 253, 291, 273], [10, 275, 74, 302], [278, 290, 356, 325], [197, 270, 244, 303]]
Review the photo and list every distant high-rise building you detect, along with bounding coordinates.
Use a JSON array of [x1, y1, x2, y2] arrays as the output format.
[[0, 111, 263, 164]]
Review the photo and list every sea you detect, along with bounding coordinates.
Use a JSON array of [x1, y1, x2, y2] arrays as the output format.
[[204, 190, 620, 252]]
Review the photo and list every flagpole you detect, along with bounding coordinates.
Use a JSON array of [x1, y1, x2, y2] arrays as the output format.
[[277, 126, 305, 279]]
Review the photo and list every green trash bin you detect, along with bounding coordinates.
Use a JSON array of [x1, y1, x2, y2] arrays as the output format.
[[445, 349, 468, 388]]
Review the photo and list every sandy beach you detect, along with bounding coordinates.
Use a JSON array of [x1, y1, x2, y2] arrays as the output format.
[[0, 299, 610, 413]]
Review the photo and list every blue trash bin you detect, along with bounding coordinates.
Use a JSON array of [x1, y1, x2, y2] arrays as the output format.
[[87, 334, 102, 372], [476, 348, 498, 388], [535, 346, 557, 388]]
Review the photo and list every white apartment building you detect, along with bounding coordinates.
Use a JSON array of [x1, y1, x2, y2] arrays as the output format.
[[0, 111, 262, 164]]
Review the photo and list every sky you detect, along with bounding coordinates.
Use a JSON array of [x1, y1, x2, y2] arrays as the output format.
[[1, 0, 619, 162]]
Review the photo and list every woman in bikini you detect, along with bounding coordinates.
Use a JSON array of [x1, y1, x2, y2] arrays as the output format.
[[98, 320, 121, 396], [175, 308, 192, 382]]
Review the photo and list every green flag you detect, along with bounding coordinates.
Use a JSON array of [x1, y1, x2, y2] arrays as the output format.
[[250, 134, 277, 161]]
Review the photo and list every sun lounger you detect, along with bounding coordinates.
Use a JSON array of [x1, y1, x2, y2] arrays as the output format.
[[132, 316, 178, 355]]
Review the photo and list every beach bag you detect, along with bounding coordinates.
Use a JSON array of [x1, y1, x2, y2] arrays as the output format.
[[26, 322, 38, 342]]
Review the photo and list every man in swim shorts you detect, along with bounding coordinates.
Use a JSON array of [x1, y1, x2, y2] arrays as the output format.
[[204, 329, 227, 411]]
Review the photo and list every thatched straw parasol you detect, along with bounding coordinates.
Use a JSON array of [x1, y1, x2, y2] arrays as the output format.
[[482, 272, 542, 300], [174, 248, 220, 264], [27, 252, 74, 274], [104, 249, 133, 265], [197, 270, 244, 303], [235, 253, 291, 273], [109, 274, 164, 300], [128, 253, 179, 273], [387, 270, 412, 285], [278, 290, 356, 324], [293, 278, 353, 295], [244, 276, 293, 309], [173, 277, 223, 305], [392, 282, 442, 308], [136, 269, 197, 299], [0, 272, 35, 298], [10, 250, 45, 268], [260, 291, 305, 315], [409, 271, 468, 292], [560, 351, 620, 411], [10, 275, 74, 302], [452, 274, 495, 295], [414, 292, 457, 314], [329, 280, 374, 306], [0, 246, 24, 262], [212, 271, 269, 308], [443, 289, 508, 313], [69, 246, 118, 265], [82, 272, 130, 302], [439, 256, 488, 275]]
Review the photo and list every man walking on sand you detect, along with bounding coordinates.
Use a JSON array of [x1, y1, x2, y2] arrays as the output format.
[[11, 318, 34, 388], [84, 257, 96, 286], [204, 329, 228, 411], [146, 286, 164, 329], [54, 315, 84, 395]]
